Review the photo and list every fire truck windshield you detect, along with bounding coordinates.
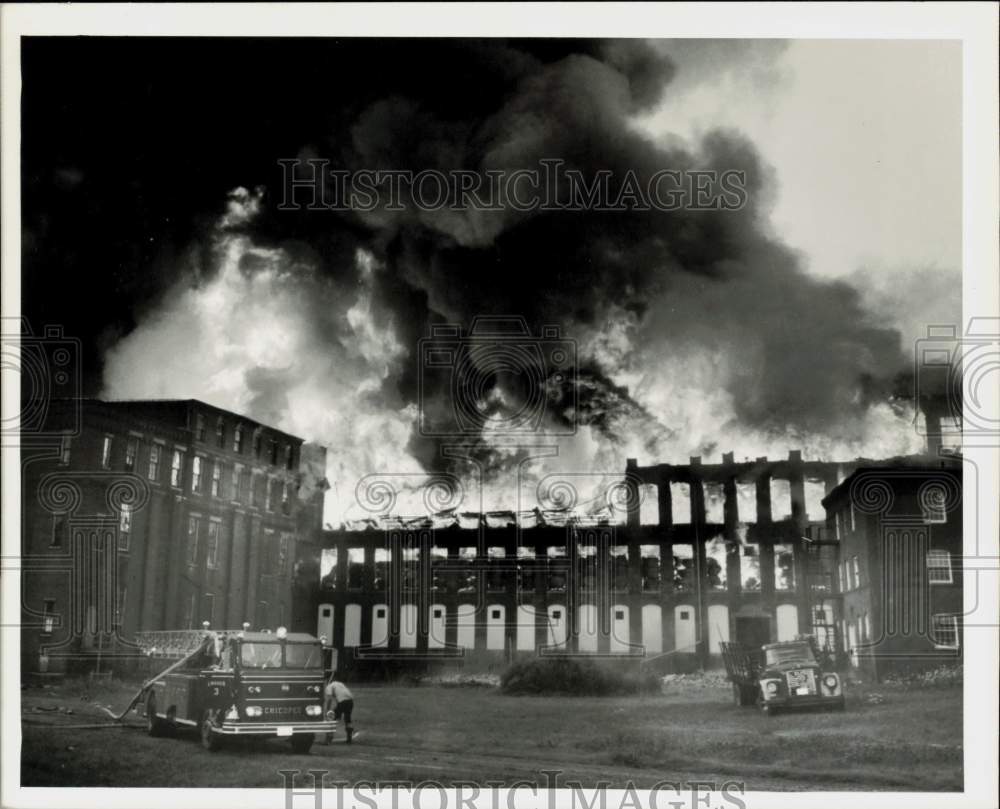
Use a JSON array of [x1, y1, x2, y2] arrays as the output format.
[[765, 642, 815, 666], [240, 642, 283, 669], [284, 643, 323, 669]]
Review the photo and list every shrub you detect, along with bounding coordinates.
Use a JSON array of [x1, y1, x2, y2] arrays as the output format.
[[500, 657, 659, 696]]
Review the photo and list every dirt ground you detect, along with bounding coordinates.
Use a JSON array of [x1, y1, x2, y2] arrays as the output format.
[[19, 675, 962, 791]]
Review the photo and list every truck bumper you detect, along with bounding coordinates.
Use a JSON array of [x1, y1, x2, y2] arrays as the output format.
[[215, 721, 336, 736], [763, 695, 844, 711]]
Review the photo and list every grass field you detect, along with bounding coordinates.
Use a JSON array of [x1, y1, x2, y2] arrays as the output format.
[[20, 675, 962, 790]]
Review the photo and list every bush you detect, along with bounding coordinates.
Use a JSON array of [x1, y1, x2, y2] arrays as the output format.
[[500, 657, 660, 696]]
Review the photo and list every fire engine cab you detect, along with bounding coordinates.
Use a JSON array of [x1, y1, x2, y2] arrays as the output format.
[[137, 625, 334, 753]]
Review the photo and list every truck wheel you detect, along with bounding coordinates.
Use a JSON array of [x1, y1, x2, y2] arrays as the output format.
[[146, 694, 166, 737], [201, 710, 222, 752], [290, 734, 314, 755]]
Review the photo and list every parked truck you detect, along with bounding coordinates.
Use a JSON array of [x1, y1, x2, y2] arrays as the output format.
[[722, 636, 845, 715], [129, 625, 335, 753]]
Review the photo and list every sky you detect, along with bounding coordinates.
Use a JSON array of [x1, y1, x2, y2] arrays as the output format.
[[21, 38, 962, 523]]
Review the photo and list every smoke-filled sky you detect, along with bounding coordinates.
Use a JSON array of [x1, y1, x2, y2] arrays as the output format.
[[21, 38, 961, 523]]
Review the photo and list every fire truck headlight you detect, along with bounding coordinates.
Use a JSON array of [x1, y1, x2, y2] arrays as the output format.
[[765, 681, 779, 695], [225, 706, 238, 720], [305, 705, 322, 717], [276, 626, 288, 639], [245, 705, 263, 718], [824, 674, 838, 689]]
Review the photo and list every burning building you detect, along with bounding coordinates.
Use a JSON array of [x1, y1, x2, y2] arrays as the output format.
[[294, 450, 859, 673]]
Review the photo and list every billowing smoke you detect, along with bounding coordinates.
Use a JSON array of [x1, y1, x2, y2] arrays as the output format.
[[101, 39, 928, 524]]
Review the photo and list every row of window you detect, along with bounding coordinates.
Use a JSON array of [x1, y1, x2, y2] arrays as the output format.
[[842, 611, 960, 653], [185, 516, 291, 573], [61, 430, 295, 479], [78, 434, 297, 511], [837, 550, 953, 591], [193, 413, 295, 470], [637, 479, 830, 526], [317, 543, 797, 594]]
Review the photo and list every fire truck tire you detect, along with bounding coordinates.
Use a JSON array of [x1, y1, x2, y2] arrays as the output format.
[[290, 734, 314, 755], [200, 711, 222, 752], [146, 694, 167, 737]]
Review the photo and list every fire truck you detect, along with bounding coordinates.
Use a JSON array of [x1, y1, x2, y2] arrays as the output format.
[[134, 625, 335, 753], [722, 636, 845, 715]]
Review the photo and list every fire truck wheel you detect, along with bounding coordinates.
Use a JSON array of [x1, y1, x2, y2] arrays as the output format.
[[290, 734, 314, 755], [146, 694, 166, 737], [200, 711, 222, 752]]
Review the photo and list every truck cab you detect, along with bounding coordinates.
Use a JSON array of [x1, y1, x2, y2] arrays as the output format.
[[141, 627, 334, 753], [757, 639, 844, 714]]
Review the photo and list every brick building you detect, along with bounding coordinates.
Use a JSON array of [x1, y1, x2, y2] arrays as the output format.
[[20, 399, 326, 674], [295, 451, 854, 673], [822, 456, 963, 680]]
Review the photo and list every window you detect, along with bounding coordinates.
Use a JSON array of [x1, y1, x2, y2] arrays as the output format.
[[204, 594, 216, 627], [206, 522, 220, 569], [284, 444, 294, 470], [148, 444, 161, 481], [680, 610, 690, 620], [195, 413, 206, 441], [51, 515, 66, 548], [270, 440, 279, 466], [931, 614, 959, 649], [191, 456, 203, 492], [59, 434, 72, 465], [282, 482, 292, 515], [253, 428, 263, 458], [170, 449, 184, 488], [239, 467, 251, 504], [101, 435, 113, 468], [278, 533, 290, 571], [265, 477, 275, 512], [376, 607, 386, 619], [118, 504, 132, 552], [491, 609, 501, 620], [211, 462, 222, 497], [187, 516, 200, 565], [851, 556, 861, 589], [774, 543, 795, 591], [252, 472, 263, 509], [214, 418, 224, 448], [615, 608, 626, 620], [42, 599, 56, 634], [927, 550, 953, 584], [233, 424, 244, 454], [433, 608, 443, 619], [124, 437, 138, 471], [552, 609, 562, 620]]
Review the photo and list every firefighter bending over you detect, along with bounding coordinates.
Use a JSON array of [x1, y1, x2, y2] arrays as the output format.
[[323, 674, 354, 744]]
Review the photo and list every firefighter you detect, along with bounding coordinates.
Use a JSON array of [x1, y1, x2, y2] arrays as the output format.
[[322, 673, 354, 744]]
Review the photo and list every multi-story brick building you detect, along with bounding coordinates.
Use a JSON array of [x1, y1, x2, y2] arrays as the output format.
[[822, 456, 963, 680], [295, 451, 853, 673], [20, 398, 326, 674]]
